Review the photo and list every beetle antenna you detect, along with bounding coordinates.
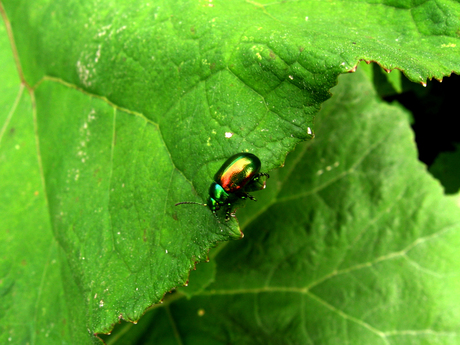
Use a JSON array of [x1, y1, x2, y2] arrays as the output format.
[[175, 201, 207, 207]]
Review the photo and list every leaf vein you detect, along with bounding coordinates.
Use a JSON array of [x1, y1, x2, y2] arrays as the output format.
[[0, 84, 24, 146]]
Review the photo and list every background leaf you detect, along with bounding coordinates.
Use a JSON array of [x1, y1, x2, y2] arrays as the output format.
[[430, 144, 460, 194], [106, 67, 460, 345], [1, 0, 460, 343]]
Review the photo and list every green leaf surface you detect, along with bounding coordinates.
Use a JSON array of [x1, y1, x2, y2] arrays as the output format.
[[360, 63, 404, 98], [1, 0, 460, 343], [105, 67, 460, 345]]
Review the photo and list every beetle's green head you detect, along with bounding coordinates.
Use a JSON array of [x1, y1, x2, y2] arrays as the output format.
[[208, 182, 229, 212]]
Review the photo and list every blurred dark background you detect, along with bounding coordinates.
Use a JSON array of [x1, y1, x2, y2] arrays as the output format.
[[386, 73, 460, 165], [384, 71, 460, 193]]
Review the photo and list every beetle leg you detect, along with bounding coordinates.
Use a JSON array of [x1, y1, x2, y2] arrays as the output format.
[[246, 193, 256, 201], [244, 191, 257, 201], [225, 205, 232, 222], [238, 192, 257, 201], [254, 172, 270, 179]]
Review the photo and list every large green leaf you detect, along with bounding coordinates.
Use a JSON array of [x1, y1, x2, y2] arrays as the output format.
[[106, 67, 460, 345], [1, 0, 460, 343]]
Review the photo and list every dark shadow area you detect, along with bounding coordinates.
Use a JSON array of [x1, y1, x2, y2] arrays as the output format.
[[385, 73, 460, 167]]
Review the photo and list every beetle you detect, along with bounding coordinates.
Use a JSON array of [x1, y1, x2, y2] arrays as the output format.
[[175, 153, 269, 221]]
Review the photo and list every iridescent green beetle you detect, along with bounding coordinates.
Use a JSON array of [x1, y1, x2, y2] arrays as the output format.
[[175, 153, 269, 221]]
